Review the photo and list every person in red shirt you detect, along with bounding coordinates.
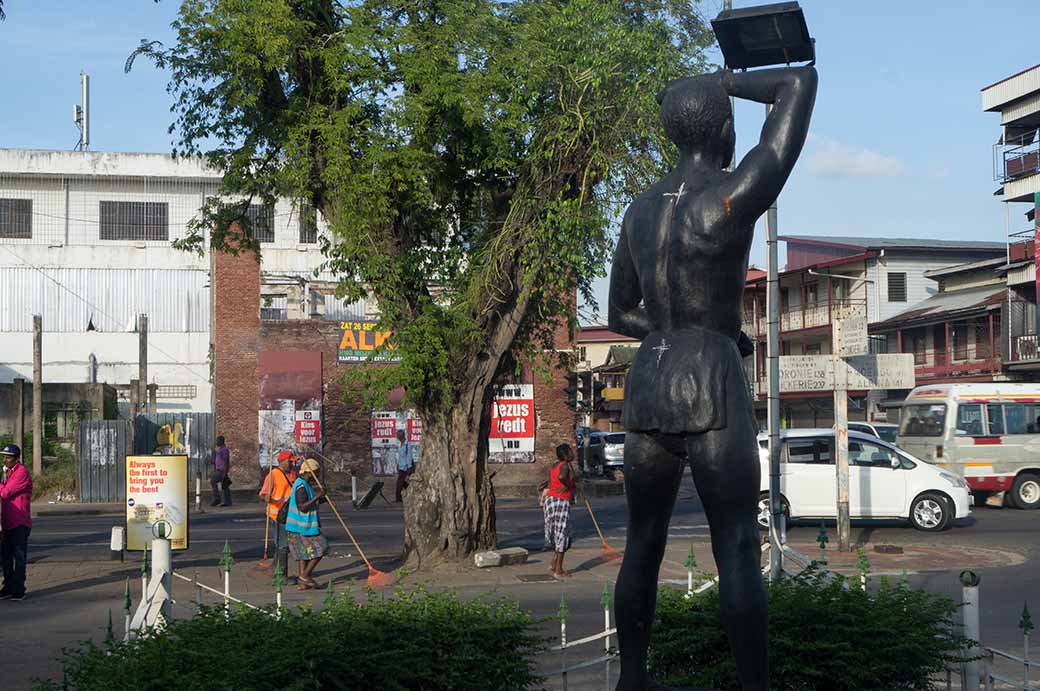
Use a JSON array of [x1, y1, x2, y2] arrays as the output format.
[[1, 444, 33, 601], [542, 443, 577, 580]]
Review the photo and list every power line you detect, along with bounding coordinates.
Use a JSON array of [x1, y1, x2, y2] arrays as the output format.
[[0, 244, 212, 386]]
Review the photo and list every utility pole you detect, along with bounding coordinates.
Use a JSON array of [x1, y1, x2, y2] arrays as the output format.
[[833, 327, 851, 552], [765, 103, 784, 582], [13, 378, 25, 457], [583, 363, 592, 474], [32, 315, 43, 478], [138, 314, 148, 417]]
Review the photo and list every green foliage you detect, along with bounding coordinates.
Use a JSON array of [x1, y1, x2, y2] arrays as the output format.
[[0, 433, 78, 500], [34, 588, 545, 691], [650, 569, 972, 691], [130, 0, 714, 417]]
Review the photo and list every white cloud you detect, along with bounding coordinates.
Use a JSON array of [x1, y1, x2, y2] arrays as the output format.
[[805, 135, 908, 178]]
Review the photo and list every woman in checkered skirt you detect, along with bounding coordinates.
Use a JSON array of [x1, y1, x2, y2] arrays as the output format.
[[542, 443, 577, 580]]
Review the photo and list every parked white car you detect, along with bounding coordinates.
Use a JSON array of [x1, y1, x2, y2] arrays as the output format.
[[757, 429, 972, 532], [847, 421, 899, 444]]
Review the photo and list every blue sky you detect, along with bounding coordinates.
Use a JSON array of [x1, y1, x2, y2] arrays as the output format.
[[1, 1, 1037, 323]]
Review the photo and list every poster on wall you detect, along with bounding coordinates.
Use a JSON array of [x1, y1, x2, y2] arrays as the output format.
[[125, 455, 189, 551], [339, 321, 400, 363], [488, 384, 535, 464], [371, 411, 399, 475], [258, 351, 323, 467], [295, 409, 322, 445], [407, 416, 423, 443], [259, 401, 296, 470], [370, 410, 424, 475]]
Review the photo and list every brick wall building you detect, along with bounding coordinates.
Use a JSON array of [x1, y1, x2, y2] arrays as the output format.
[[212, 248, 575, 492]]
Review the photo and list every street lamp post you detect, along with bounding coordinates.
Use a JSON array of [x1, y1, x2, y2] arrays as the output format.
[[712, 1, 816, 582]]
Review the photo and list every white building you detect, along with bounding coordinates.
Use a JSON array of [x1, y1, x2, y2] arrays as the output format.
[[0, 148, 363, 414]]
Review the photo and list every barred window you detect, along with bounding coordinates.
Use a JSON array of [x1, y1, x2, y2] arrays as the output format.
[[99, 201, 168, 241], [888, 272, 907, 303], [299, 205, 318, 244], [246, 204, 275, 243], [0, 198, 32, 239], [261, 294, 288, 321]]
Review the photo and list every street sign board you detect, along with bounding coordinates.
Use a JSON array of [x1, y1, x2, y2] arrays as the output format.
[[779, 355, 833, 393], [779, 353, 915, 392], [833, 315, 869, 358], [842, 353, 916, 390]]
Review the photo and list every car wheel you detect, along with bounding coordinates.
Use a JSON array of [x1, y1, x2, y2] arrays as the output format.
[[909, 493, 951, 532], [757, 493, 789, 531], [1011, 473, 1040, 510]]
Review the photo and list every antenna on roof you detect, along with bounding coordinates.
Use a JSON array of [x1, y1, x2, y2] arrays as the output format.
[[73, 72, 89, 151]]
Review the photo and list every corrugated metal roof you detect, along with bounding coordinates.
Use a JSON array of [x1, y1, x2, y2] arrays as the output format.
[[1, 267, 209, 332], [873, 284, 1005, 329], [781, 235, 1006, 252], [981, 64, 1040, 111]]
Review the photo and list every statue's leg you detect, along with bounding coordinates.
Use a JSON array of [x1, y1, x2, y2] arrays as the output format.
[[615, 431, 685, 691], [686, 403, 769, 691]]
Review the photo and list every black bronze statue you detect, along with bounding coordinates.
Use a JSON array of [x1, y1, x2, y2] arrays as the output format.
[[609, 66, 817, 691]]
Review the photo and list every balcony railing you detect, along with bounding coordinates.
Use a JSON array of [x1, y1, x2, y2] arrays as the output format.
[[904, 346, 1000, 379], [1012, 334, 1040, 362], [1001, 138, 1040, 184], [742, 299, 866, 336]]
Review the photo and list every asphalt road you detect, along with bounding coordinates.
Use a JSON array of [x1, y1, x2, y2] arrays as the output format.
[[7, 477, 1040, 690]]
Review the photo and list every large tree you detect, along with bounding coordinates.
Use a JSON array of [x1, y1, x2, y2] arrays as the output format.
[[132, 0, 713, 566]]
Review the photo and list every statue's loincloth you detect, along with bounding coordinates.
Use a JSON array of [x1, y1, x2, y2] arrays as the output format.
[[622, 326, 745, 435]]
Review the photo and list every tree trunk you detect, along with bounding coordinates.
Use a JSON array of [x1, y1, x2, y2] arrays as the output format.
[[403, 400, 497, 566]]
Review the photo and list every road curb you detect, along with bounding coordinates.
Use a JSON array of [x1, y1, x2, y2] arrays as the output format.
[[33, 505, 122, 517]]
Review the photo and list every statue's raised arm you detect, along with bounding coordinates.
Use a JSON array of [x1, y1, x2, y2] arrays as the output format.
[[718, 65, 818, 226]]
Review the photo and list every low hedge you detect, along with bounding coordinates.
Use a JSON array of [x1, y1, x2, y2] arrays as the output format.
[[35, 588, 546, 691], [650, 569, 971, 691]]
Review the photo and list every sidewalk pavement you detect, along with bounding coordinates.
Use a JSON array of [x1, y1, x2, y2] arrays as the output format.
[[25, 534, 1026, 601]]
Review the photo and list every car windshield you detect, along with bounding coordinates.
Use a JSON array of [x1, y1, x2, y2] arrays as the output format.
[[899, 404, 947, 437], [876, 426, 898, 443], [604, 434, 625, 445]]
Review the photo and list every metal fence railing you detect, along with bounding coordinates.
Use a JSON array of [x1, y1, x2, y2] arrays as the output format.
[[110, 536, 1037, 691]]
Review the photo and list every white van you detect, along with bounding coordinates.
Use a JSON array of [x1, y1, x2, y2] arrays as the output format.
[[897, 383, 1040, 509], [757, 429, 972, 531]]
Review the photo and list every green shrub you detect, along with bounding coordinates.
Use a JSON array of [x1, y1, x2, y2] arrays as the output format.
[[0, 434, 78, 500], [650, 569, 971, 691], [35, 588, 546, 691]]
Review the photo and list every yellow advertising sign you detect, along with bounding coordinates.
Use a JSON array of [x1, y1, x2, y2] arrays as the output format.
[[338, 321, 400, 363], [125, 455, 189, 551]]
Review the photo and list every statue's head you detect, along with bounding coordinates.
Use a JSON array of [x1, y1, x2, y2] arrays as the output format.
[[657, 74, 734, 169]]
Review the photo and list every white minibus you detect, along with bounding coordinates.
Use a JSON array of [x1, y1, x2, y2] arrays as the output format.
[[896, 383, 1040, 509]]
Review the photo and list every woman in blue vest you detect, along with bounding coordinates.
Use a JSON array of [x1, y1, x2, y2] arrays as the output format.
[[285, 458, 328, 590]]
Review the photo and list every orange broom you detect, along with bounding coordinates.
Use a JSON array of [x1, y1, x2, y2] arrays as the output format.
[[304, 467, 395, 588], [583, 495, 623, 561]]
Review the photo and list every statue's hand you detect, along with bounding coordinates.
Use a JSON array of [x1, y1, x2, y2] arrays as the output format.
[[737, 331, 755, 358]]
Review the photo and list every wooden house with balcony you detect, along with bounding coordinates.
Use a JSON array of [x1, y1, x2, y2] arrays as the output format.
[[742, 236, 1005, 428], [870, 258, 1007, 388], [983, 63, 1040, 376]]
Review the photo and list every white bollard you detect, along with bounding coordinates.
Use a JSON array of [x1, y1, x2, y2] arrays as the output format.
[[195, 473, 202, 513], [351, 476, 358, 503], [151, 537, 173, 623], [961, 571, 981, 691], [110, 526, 125, 562]]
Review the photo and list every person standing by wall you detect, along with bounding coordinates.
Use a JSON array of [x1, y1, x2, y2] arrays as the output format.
[[543, 443, 576, 580], [0, 444, 33, 601], [210, 435, 232, 507], [394, 430, 416, 502], [259, 450, 297, 581]]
